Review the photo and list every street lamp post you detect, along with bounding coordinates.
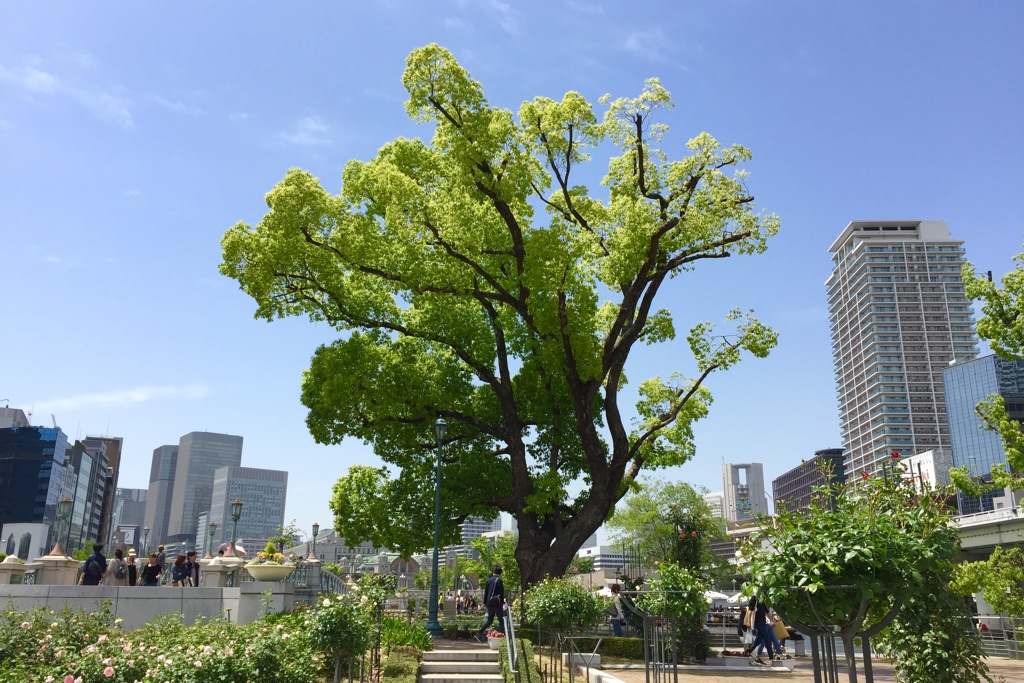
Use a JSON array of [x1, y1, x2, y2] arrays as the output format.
[[227, 499, 243, 557], [48, 498, 73, 556], [206, 522, 218, 559], [426, 418, 446, 637], [309, 522, 320, 561], [142, 527, 150, 555]]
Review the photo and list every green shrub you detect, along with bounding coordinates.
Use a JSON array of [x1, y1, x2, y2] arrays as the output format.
[[522, 576, 603, 633], [381, 615, 433, 652], [501, 638, 543, 683], [381, 648, 421, 683]]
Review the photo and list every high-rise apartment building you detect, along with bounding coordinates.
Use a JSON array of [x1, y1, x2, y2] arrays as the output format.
[[943, 354, 1024, 513], [167, 432, 243, 541], [722, 463, 768, 522], [208, 465, 286, 554], [111, 487, 147, 552], [143, 445, 178, 547], [826, 220, 978, 480]]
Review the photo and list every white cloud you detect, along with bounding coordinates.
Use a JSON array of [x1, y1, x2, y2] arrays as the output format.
[[278, 115, 331, 147], [622, 28, 685, 68], [443, 16, 468, 29], [563, 0, 604, 14], [40, 384, 211, 412], [486, 0, 520, 35], [0, 63, 133, 127], [43, 255, 61, 264], [229, 112, 250, 122], [150, 93, 205, 116]]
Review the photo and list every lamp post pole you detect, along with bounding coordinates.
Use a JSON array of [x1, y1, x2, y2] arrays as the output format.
[[227, 500, 243, 557], [206, 522, 218, 559], [310, 522, 320, 561], [426, 418, 446, 637], [49, 498, 73, 556], [142, 527, 150, 555]]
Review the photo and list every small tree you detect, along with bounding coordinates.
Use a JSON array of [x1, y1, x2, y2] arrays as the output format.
[[952, 546, 1024, 618], [634, 562, 710, 663], [744, 468, 987, 683], [306, 593, 374, 683]]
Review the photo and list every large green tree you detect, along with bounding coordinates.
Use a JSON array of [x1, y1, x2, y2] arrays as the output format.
[[220, 44, 779, 590], [606, 478, 729, 583]]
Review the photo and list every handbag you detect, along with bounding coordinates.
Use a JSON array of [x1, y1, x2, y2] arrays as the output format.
[[742, 631, 754, 645]]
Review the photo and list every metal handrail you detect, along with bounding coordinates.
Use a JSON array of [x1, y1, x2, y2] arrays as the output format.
[[503, 604, 520, 680]]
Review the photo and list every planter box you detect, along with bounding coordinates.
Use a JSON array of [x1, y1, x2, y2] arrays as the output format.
[[722, 656, 749, 669], [488, 637, 504, 649], [562, 653, 601, 668]]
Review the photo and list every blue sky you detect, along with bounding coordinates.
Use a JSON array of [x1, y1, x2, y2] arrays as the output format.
[[2, 1, 1022, 544]]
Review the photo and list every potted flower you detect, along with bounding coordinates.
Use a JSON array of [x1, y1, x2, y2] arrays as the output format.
[[486, 630, 505, 649], [245, 540, 295, 581]]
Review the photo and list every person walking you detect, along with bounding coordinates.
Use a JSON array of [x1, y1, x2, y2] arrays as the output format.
[[745, 595, 778, 665], [103, 547, 129, 586], [139, 553, 162, 586], [79, 543, 108, 586], [610, 584, 625, 636], [474, 565, 506, 642]]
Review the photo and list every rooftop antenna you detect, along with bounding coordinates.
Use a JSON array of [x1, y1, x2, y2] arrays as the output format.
[[51, 414, 57, 429], [0, 399, 9, 407]]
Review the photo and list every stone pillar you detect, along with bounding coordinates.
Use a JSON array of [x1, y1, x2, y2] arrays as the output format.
[[200, 556, 245, 587], [0, 555, 29, 584], [237, 581, 294, 624], [32, 553, 82, 586]]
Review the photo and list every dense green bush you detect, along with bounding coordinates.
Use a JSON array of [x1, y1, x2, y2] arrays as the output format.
[[380, 648, 421, 683], [567, 636, 645, 660], [522, 576, 603, 633], [381, 615, 433, 652]]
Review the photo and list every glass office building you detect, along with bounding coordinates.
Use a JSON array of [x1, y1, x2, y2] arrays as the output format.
[[0, 426, 68, 534], [943, 354, 1024, 513]]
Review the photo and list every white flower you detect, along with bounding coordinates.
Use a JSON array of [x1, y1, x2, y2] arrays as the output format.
[[323, 598, 331, 607]]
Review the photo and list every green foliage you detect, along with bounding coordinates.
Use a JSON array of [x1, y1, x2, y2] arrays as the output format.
[[964, 250, 1024, 360], [567, 556, 594, 574], [306, 593, 375, 677], [962, 251, 1024, 491], [502, 638, 543, 683], [745, 471, 987, 682], [522, 576, 604, 633], [608, 478, 729, 583], [634, 562, 711, 663], [380, 616, 433, 653], [221, 43, 779, 588], [380, 648, 421, 683], [563, 636, 645, 660], [952, 546, 1024, 617], [874, 590, 990, 683], [0, 606, 321, 683]]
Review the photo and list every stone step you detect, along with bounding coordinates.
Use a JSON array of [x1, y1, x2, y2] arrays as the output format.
[[423, 649, 499, 662], [419, 674, 505, 683], [421, 661, 501, 674]]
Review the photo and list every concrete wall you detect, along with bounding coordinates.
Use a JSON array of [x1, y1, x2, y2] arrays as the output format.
[[0, 582, 292, 630]]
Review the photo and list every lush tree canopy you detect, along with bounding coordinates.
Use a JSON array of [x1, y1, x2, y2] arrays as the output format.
[[221, 44, 779, 589], [606, 478, 729, 583]]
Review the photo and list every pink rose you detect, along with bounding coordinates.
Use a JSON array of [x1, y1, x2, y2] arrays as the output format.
[[103, 667, 114, 678]]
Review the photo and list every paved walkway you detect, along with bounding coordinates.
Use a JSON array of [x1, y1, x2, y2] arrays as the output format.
[[430, 637, 1024, 681], [603, 658, 1024, 682]]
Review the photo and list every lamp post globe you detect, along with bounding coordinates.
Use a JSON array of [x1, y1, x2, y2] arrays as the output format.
[[142, 527, 150, 555], [206, 522, 218, 559], [228, 499, 243, 557], [425, 417, 446, 637], [310, 522, 320, 561]]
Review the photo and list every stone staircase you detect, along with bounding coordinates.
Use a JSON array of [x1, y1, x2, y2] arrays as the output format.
[[420, 647, 504, 683]]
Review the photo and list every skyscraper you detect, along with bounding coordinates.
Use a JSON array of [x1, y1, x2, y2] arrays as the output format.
[[166, 432, 243, 541], [772, 448, 846, 514], [722, 463, 768, 522], [208, 466, 287, 554], [0, 419, 68, 534], [143, 445, 178, 547], [826, 220, 978, 480], [943, 354, 1024, 513]]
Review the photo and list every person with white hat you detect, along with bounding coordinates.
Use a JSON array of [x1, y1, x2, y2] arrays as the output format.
[[126, 548, 139, 586]]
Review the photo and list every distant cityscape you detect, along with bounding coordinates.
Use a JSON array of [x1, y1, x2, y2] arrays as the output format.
[[2, 219, 1021, 571]]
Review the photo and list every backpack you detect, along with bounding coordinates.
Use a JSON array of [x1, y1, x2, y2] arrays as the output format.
[[114, 559, 127, 580], [84, 556, 102, 579]]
